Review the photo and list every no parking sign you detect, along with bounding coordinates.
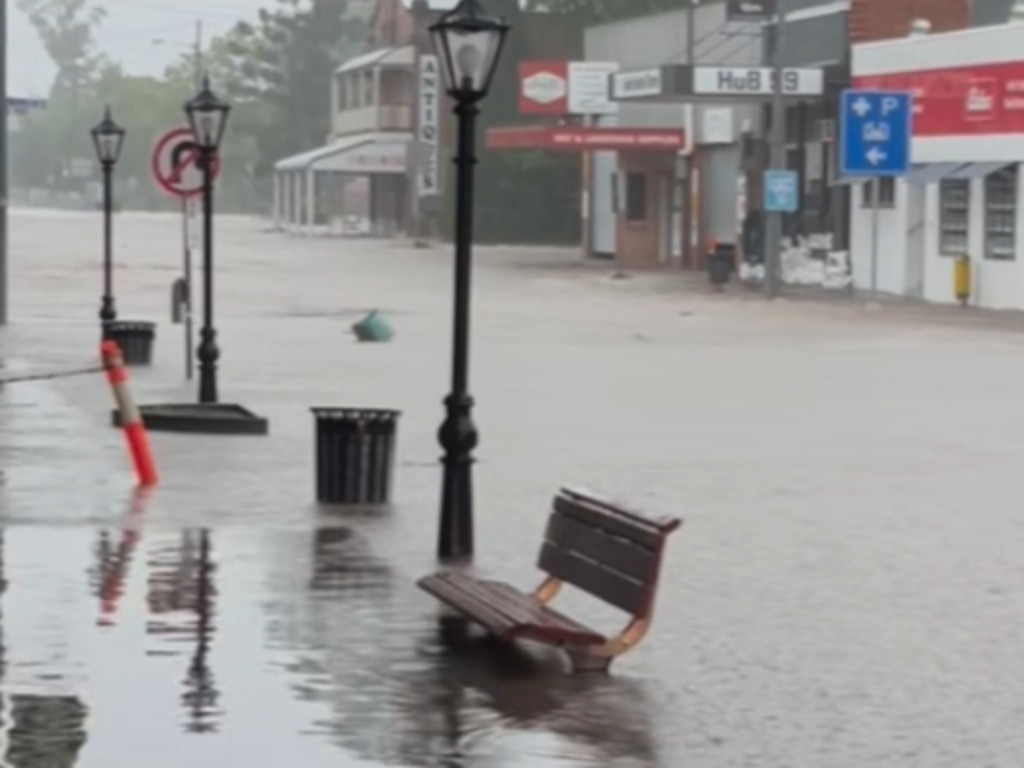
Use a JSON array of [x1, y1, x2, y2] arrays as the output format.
[[150, 126, 220, 199]]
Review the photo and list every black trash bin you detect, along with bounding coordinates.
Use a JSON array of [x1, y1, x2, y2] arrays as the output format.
[[708, 243, 735, 287], [312, 408, 400, 505], [106, 321, 156, 366]]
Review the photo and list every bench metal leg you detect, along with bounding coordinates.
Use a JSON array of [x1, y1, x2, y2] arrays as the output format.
[[566, 647, 614, 674], [566, 617, 652, 673], [438, 612, 473, 647]]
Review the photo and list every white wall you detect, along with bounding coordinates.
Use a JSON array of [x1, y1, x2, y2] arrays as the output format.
[[849, 181, 912, 294], [592, 113, 618, 256], [950, 167, 1024, 310], [851, 166, 1024, 309]]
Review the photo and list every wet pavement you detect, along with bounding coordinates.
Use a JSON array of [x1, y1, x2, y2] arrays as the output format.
[[2, 209, 1024, 766]]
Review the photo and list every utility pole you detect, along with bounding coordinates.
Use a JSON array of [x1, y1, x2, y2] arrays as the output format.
[[686, 0, 697, 268], [194, 20, 204, 87], [0, 0, 9, 326], [410, 0, 430, 245], [764, 0, 787, 300]]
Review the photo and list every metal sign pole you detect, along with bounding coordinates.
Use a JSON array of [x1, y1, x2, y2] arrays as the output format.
[[0, 0, 9, 326], [870, 178, 880, 296], [183, 199, 194, 380], [764, 0, 788, 299]]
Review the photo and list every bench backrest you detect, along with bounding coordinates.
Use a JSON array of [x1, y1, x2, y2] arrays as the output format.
[[537, 488, 682, 619]]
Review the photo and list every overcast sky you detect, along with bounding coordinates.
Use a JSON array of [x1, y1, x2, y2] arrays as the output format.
[[10, 0, 262, 96]]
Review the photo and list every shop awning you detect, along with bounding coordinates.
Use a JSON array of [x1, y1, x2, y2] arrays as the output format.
[[274, 133, 411, 174], [905, 163, 967, 185], [486, 125, 686, 152], [335, 46, 413, 75], [945, 162, 1011, 180], [832, 161, 1007, 187]]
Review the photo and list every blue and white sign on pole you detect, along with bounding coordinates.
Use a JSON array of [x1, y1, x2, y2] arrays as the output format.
[[763, 169, 798, 213], [839, 90, 912, 177], [839, 89, 913, 297]]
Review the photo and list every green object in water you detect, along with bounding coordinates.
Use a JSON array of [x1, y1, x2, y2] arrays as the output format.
[[352, 310, 394, 342]]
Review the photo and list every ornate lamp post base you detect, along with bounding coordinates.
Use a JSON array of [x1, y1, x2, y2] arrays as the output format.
[[438, 393, 478, 560]]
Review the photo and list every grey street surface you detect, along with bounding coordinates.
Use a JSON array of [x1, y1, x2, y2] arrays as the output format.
[[1, 210, 1023, 767]]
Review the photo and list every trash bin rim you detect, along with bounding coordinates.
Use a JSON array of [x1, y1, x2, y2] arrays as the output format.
[[311, 407, 401, 421], [108, 320, 157, 334]]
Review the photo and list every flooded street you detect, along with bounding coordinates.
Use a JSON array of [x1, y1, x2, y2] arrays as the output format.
[[1, 210, 1024, 766]]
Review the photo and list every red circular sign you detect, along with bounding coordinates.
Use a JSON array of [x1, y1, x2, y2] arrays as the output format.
[[150, 126, 221, 199]]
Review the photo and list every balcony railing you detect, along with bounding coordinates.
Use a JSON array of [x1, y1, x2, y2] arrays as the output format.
[[332, 104, 413, 137]]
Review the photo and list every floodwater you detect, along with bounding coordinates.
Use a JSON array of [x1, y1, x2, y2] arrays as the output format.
[[1, 210, 1024, 766]]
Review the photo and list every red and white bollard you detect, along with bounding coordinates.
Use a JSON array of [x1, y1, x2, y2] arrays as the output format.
[[101, 340, 158, 487]]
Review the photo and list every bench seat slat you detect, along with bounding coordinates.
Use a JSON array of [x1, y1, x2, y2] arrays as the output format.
[[537, 543, 648, 615], [418, 572, 606, 646], [544, 512, 656, 583], [553, 495, 662, 551], [561, 487, 682, 534]]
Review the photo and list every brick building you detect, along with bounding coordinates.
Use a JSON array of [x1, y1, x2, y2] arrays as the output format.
[[849, 0, 968, 42]]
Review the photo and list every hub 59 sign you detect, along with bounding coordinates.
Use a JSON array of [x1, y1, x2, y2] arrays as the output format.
[[693, 66, 824, 97]]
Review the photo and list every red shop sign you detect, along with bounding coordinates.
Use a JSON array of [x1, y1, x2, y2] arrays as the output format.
[[853, 59, 1024, 138], [518, 61, 569, 116]]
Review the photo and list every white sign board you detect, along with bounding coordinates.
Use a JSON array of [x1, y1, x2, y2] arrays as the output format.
[[417, 54, 441, 198], [568, 61, 620, 115], [701, 107, 735, 144], [693, 67, 824, 97], [523, 70, 567, 106], [611, 68, 663, 100]]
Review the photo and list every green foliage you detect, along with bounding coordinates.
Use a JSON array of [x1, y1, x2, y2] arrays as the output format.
[[13, 0, 584, 241], [14, 0, 366, 212], [15, 0, 107, 91], [220, 0, 364, 178], [474, 150, 581, 245], [469, 0, 580, 244]]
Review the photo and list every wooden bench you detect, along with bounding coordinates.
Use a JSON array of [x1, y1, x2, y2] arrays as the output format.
[[418, 487, 682, 673]]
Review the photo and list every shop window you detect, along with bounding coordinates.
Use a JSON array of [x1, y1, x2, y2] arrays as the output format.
[[938, 178, 970, 256], [860, 177, 895, 207], [625, 172, 647, 222], [363, 70, 375, 105], [984, 166, 1017, 261], [336, 77, 347, 111]]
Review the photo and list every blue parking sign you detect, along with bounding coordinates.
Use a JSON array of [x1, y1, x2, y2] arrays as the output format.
[[840, 90, 912, 177], [763, 169, 798, 213]]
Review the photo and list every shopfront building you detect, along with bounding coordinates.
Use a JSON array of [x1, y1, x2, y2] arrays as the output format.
[[850, 19, 1024, 308]]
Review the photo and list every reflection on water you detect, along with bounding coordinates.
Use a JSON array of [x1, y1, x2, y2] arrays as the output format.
[[181, 531, 218, 734], [0, 530, 90, 767], [147, 529, 221, 734], [263, 525, 656, 767], [0, 513, 660, 766], [2, 694, 89, 768]]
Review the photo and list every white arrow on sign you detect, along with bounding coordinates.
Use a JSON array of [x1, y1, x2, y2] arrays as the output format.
[[866, 146, 887, 166], [851, 96, 872, 117]]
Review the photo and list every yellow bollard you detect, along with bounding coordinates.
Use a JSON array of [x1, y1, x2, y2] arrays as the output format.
[[953, 255, 971, 307]]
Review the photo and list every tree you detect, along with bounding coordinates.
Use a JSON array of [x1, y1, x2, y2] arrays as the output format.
[[16, 0, 108, 190], [15, 0, 107, 92], [222, 0, 362, 179]]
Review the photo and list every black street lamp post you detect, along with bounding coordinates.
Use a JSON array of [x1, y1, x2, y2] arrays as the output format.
[[430, 0, 509, 561], [184, 76, 230, 405], [90, 106, 126, 339]]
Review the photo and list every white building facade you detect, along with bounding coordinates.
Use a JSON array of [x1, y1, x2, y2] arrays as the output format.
[[850, 20, 1024, 309]]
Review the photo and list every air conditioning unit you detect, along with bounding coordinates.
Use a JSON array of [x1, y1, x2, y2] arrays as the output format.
[[817, 118, 836, 143]]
